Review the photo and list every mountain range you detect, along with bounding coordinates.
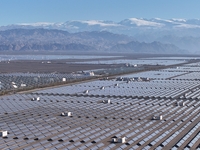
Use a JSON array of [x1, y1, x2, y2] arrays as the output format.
[[0, 29, 133, 51], [2, 18, 200, 32], [2, 18, 200, 53], [0, 28, 185, 54]]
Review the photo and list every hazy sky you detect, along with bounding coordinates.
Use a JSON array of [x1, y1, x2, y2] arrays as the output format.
[[1, 0, 200, 26]]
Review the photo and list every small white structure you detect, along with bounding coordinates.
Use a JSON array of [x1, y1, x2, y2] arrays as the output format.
[[181, 102, 185, 106], [100, 86, 105, 90], [115, 83, 118, 86], [13, 85, 18, 88], [0, 131, 8, 137], [118, 137, 126, 143], [84, 90, 89, 94], [85, 71, 94, 76], [61, 111, 72, 116], [177, 101, 185, 106], [103, 99, 111, 104], [67, 112, 72, 116], [112, 137, 126, 143], [137, 77, 142, 82], [112, 138, 118, 143], [11, 82, 18, 88], [152, 115, 162, 120], [62, 78, 66, 82], [32, 97, 40, 101], [21, 84, 26, 87], [61, 112, 65, 116]]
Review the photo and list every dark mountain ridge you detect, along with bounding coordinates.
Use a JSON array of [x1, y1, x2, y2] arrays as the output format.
[[0, 28, 185, 54], [110, 41, 185, 54]]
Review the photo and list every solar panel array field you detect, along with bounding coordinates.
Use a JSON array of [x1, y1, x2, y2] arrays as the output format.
[[0, 73, 91, 94], [0, 93, 199, 150], [0, 59, 200, 150], [33, 79, 200, 99]]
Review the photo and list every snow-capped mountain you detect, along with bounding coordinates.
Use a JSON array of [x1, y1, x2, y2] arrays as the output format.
[[2, 18, 200, 33], [2, 18, 200, 53], [2, 18, 200, 38], [4, 18, 200, 27], [0, 20, 122, 32], [119, 18, 164, 27]]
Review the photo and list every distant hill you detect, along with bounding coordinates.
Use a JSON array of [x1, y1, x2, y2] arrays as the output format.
[[110, 41, 185, 54], [155, 35, 200, 54], [0, 28, 185, 54], [0, 28, 133, 51]]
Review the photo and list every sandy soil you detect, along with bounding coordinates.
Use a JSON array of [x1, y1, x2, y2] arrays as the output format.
[[0, 60, 120, 73], [1, 51, 199, 73]]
